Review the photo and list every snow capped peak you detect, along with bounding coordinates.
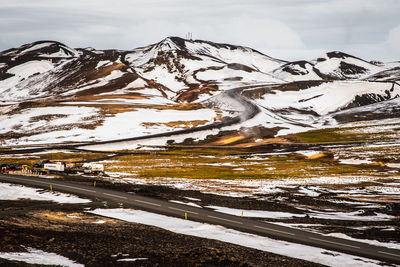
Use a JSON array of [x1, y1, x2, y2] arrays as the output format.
[[326, 51, 359, 60], [156, 36, 187, 51], [125, 36, 284, 69], [121, 37, 287, 96], [1, 40, 79, 59], [273, 50, 396, 82], [153, 36, 277, 58], [312, 51, 384, 80], [272, 60, 320, 82]]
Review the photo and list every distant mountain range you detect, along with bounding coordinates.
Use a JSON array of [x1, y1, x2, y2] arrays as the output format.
[[0, 37, 399, 148], [1, 37, 399, 104]]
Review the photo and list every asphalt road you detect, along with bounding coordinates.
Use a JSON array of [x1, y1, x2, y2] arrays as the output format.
[[1, 174, 399, 265]]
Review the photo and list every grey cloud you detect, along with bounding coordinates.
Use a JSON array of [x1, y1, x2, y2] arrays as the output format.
[[0, 0, 399, 61]]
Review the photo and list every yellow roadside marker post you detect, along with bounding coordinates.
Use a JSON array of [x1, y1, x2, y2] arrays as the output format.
[[185, 212, 187, 220], [94, 181, 96, 187], [241, 211, 243, 217], [50, 184, 52, 191]]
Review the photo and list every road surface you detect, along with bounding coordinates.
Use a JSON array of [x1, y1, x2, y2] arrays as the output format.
[[1, 174, 399, 265]]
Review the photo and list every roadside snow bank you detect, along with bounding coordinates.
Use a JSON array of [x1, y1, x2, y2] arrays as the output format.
[[205, 205, 305, 219], [89, 208, 386, 267], [0, 182, 91, 204]]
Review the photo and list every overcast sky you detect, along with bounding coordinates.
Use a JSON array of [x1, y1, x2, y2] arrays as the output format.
[[1, 0, 399, 61]]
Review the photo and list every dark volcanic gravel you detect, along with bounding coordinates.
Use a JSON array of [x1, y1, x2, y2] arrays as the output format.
[[0, 199, 324, 267], [1, 173, 398, 266]]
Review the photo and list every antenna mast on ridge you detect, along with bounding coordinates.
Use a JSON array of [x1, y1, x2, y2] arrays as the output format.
[[186, 32, 193, 40]]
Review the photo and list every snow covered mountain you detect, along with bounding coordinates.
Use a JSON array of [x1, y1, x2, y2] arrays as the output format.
[[0, 37, 288, 104], [1, 38, 399, 104], [0, 37, 399, 148], [273, 51, 400, 82]]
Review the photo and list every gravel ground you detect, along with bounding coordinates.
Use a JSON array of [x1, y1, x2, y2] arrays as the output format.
[[0, 198, 323, 267]]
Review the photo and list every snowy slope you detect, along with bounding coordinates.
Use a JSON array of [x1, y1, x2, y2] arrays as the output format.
[[364, 65, 400, 82], [1, 38, 398, 104], [273, 61, 321, 82], [249, 81, 400, 115], [273, 52, 398, 82], [313, 51, 384, 80], [241, 81, 400, 136], [0, 38, 399, 147], [0, 38, 287, 104], [124, 37, 285, 98]]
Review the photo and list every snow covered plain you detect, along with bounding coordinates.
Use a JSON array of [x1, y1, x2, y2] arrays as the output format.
[[0, 105, 223, 146], [0, 106, 99, 134], [89, 208, 389, 267]]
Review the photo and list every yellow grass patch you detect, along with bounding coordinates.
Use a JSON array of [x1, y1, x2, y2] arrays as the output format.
[[71, 94, 147, 102], [103, 150, 380, 180], [232, 137, 291, 148], [91, 63, 126, 80], [210, 135, 247, 146], [39, 212, 84, 222], [306, 152, 334, 160], [35, 211, 117, 224]]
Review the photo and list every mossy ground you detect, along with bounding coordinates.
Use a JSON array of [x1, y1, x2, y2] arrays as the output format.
[[103, 149, 389, 180], [290, 121, 400, 144], [1, 120, 399, 181]]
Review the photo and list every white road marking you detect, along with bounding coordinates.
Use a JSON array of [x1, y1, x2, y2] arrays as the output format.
[[378, 251, 400, 257], [309, 237, 360, 249], [60, 184, 94, 193], [103, 193, 127, 199], [134, 199, 161, 207], [168, 206, 198, 214], [254, 225, 295, 236], [207, 215, 243, 224]]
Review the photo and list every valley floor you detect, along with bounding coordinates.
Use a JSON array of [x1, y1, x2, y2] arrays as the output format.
[[0, 122, 399, 266]]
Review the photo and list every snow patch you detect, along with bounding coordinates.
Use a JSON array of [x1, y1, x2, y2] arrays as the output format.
[[0, 182, 91, 204], [0, 247, 83, 267], [7, 60, 54, 78], [254, 81, 400, 115], [88, 208, 387, 266]]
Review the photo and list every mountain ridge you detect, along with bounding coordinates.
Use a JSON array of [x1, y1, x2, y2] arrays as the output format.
[[0, 37, 399, 148], [1, 37, 399, 105]]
